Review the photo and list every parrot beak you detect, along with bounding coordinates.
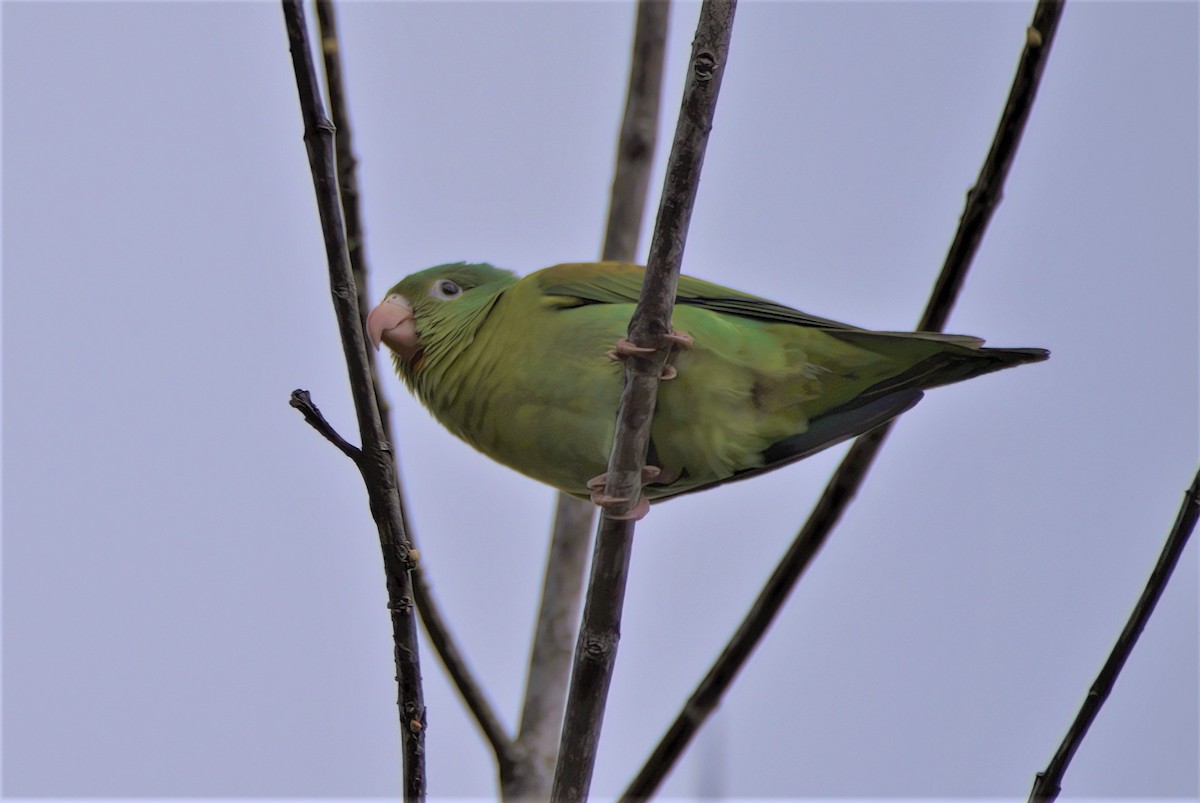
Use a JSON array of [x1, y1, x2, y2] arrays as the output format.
[[366, 294, 419, 358]]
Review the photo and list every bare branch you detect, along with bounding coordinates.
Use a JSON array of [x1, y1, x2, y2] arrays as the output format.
[[1029, 464, 1200, 802], [551, 2, 737, 799], [623, 1, 1066, 796], [510, 2, 671, 797], [280, 1, 426, 796], [312, 0, 512, 771]]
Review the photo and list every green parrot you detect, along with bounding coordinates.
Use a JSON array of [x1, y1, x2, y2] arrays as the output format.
[[367, 261, 1047, 519]]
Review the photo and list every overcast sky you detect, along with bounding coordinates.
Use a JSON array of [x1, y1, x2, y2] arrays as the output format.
[[3, 1, 1197, 799]]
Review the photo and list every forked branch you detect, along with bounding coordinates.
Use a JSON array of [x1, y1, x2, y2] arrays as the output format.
[[311, 0, 514, 771], [281, 0, 426, 796]]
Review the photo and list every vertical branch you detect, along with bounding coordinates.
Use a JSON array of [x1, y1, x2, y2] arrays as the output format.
[[551, 2, 737, 800], [1029, 465, 1200, 803], [623, 1, 1066, 796], [602, 0, 671, 263], [313, 0, 392, 430], [280, 1, 426, 797], [508, 2, 670, 798], [312, 0, 513, 770]]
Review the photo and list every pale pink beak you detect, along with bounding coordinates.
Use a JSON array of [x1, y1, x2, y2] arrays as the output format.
[[366, 294, 419, 358]]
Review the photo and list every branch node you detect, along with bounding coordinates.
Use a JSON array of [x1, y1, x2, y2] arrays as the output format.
[[693, 51, 717, 81], [388, 595, 416, 615]]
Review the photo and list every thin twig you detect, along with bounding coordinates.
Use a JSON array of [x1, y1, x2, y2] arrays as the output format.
[[551, 2, 737, 800], [623, 1, 1065, 796], [281, 1, 426, 797], [1029, 465, 1200, 802], [313, 0, 513, 769], [509, 2, 670, 797], [290, 389, 363, 462]]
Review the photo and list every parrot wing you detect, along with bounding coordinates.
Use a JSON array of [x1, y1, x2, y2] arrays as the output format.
[[651, 387, 925, 500], [532, 261, 861, 331], [535, 261, 1013, 352]]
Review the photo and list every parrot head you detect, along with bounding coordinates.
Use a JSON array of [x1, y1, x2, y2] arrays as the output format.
[[366, 262, 516, 374]]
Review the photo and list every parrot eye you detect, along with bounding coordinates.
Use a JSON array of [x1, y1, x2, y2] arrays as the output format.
[[429, 279, 463, 300]]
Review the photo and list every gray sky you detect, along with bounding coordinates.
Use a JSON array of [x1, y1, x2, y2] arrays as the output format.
[[3, 1, 1197, 799]]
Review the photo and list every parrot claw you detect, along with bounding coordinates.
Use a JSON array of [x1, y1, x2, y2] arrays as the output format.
[[590, 491, 650, 521], [606, 337, 656, 361], [665, 330, 694, 349], [659, 364, 677, 381], [587, 466, 661, 492], [590, 490, 629, 505], [606, 333, 691, 367], [607, 494, 650, 521]]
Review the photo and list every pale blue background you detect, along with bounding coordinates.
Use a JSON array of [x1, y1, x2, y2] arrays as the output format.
[[3, 1, 1197, 799]]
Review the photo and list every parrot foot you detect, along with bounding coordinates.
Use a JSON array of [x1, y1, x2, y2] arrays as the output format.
[[606, 337, 656, 361], [586, 465, 661, 491], [659, 364, 677, 381], [586, 465, 665, 518], [609, 494, 650, 521], [665, 329, 694, 349], [589, 490, 650, 521], [606, 332, 691, 364]]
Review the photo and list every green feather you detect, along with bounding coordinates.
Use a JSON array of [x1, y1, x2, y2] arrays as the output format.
[[378, 261, 1048, 502]]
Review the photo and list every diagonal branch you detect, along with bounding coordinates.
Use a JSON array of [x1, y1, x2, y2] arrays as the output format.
[[551, 2, 737, 800], [508, 2, 671, 798], [623, 1, 1066, 796], [281, 1, 426, 796], [1029, 464, 1200, 803], [313, 0, 514, 769]]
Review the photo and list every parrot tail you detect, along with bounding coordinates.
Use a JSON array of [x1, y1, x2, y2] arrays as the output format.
[[891, 344, 1050, 393], [751, 344, 1046, 479], [826, 329, 1050, 399]]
